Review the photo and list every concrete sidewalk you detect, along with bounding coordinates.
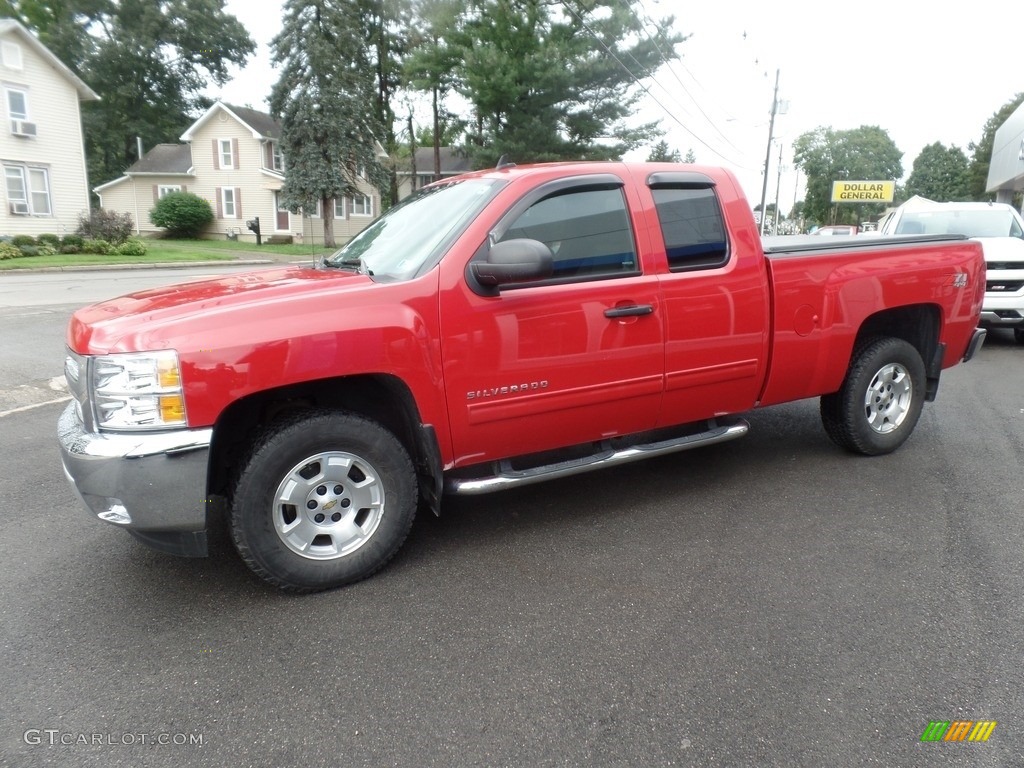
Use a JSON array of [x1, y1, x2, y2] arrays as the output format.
[[0, 254, 323, 274]]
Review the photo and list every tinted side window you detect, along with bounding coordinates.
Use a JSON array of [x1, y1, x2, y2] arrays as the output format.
[[501, 187, 637, 280], [651, 187, 729, 271]]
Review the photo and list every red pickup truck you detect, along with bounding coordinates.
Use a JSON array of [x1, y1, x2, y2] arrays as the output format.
[[59, 162, 986, 591]]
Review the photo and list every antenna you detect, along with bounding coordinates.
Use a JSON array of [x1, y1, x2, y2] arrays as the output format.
[[496, 154, 516, 170]]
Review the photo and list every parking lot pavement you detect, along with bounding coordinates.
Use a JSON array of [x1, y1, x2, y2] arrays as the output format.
[[2, 332, 1023, 766]]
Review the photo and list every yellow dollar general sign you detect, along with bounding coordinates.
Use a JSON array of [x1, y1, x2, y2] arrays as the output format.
[[830, 180, 895, 203], [920, 720, 997, 742]]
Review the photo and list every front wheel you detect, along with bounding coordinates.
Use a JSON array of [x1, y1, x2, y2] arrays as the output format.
[[230, 411, 418, 592], [820, 337, 926, 456], [1014, 328, 1024, 345]]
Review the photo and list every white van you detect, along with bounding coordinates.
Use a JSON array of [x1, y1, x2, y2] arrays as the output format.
[[880, 197, 1024, 343]]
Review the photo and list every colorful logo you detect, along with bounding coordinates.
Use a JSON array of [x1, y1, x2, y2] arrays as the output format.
[[921, 720, 997, 742]]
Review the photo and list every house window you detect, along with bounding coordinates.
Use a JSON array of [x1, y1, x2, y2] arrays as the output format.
[[5, 165, 50, 215], [29, 168, 50, 215], [219, 139, 233, 169], [158, 185, 181, 198], [272, 143, 285, 171], [7, 87, 28, 120], [350, 195, 373, 217], [221, 187, 236, 218], [1, 42, 22, 70]]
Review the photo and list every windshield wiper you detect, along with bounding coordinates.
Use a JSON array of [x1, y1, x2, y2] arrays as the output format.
[[322, 256, 373, 275]]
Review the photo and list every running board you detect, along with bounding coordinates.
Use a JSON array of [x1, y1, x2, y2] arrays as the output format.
[[445, 418, 749, 496]]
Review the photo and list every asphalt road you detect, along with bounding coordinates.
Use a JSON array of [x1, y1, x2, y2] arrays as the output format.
[[1, 271, 1022, 767]]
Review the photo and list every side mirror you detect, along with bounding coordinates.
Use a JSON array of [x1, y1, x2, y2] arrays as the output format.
[[471, 238, 554, 288]]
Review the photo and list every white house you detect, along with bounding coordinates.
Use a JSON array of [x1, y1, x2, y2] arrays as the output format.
[[0, 18, 98, 237], [96, 101, 382, 245]]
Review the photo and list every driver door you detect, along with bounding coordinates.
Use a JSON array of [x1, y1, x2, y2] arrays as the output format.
[[439, 175, 665, 467]]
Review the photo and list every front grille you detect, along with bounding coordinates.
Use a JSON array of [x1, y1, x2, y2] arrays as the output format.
[[986, 281, 1024, 293]]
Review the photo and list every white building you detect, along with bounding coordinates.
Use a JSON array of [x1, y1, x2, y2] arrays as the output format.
[[0, 18, 98, 237]]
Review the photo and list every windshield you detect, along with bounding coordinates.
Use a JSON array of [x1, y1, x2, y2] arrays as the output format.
[[324, 178, 503, 280], [895, 208, 1024, 239]]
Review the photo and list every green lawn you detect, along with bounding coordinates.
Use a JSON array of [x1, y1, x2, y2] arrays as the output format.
[[0, 238, 336, 271]]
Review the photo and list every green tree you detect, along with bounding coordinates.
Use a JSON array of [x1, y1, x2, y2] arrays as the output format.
[[452, 0, 683, 168], [0, 0, 105, 72], [968, 92, 1024, 201], [404, 0, 465, 180], [905, 142, 970, 201], [793, 125, 903, 225], [271, 0, 390, 247], [4, 0, 255, 191], [361, 0, 410, 207], [684, 148, 696, 164], [646, 140, 681, 162]]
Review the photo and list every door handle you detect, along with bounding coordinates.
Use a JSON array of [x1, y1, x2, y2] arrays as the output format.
[[604, 304, 654, 318]]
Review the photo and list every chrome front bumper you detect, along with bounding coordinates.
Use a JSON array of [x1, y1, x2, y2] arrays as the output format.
[[58, 403, 213, 556]]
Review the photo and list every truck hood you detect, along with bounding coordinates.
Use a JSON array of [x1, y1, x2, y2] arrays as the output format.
[[975, 236, 1024, 264], [68, 265, 373, 353]]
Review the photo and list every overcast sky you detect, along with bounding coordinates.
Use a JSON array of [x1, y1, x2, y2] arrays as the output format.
[[209, 0, 1024, 210]]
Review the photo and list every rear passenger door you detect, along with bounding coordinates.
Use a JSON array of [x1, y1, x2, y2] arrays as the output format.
[[440, 174, 665, 466], [644, 172, 771, 426]]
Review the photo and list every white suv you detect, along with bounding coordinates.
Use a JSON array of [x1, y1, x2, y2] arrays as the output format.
[[880, 197, 1024, 343]]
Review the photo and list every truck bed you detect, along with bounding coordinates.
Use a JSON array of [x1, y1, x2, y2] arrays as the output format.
[[757, 233, 984, 408]]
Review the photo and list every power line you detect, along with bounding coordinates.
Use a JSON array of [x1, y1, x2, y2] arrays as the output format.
[[558, 0, 751, 168]]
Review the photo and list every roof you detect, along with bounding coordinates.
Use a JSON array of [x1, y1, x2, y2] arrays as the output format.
[[93, 144, 193, 192], [0, 18, 98, 101], [225, 104, 281, 139], [180, 101, 281, 141], [126, 144, 193, 174], [400, 147, 473, 176]]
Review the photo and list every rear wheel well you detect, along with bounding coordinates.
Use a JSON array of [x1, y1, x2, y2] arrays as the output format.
[[854, 304, 940, 365], [206, 376, 439, 511]]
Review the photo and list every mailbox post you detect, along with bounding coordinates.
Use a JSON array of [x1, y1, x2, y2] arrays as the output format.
[[246, 216, 262, 246]]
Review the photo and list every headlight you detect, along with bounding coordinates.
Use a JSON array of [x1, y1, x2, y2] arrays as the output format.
[[91, 350, 187, 430]]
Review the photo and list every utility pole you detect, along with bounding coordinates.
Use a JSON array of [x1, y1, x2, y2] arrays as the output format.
[[758, 69, 780, 236], [773, 141, 784, 234]]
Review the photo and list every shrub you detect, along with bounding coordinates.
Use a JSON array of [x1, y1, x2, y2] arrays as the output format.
[[81, 238, 111, 254], [37, 233, 61, 247], [59, 244, 80, 254], [61, 234, 84, 248], [16, 244, 39, 257], [150, 191, 214, 238], [0, 242, 20, 260], [11, 234, 36, 247], [36, 243, 57, 256], [115, 238, 147, 256], [76, 208, 134, 245]]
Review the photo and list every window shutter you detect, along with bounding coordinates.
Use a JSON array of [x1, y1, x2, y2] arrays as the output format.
[[215, 187, 222, 218], [235, 187, 242, 218], [152, 185, 158, 203], [264, 142, 273, 169], [232, 138, 239, 169], [212, 139, 219, 170]]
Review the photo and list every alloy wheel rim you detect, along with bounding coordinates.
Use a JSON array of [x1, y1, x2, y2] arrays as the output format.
[[272, 451, 385, 560], [864, 362, 912, 434]]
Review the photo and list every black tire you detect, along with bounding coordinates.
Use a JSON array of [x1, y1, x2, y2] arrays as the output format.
[[1014, 328, 1024, 345], [230, 411, 417, 592], [819, 337, 926, 456]]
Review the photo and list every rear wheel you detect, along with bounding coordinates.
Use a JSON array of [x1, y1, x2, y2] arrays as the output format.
[[820, 337, 926, 456], [230, 411, 417, 592]]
